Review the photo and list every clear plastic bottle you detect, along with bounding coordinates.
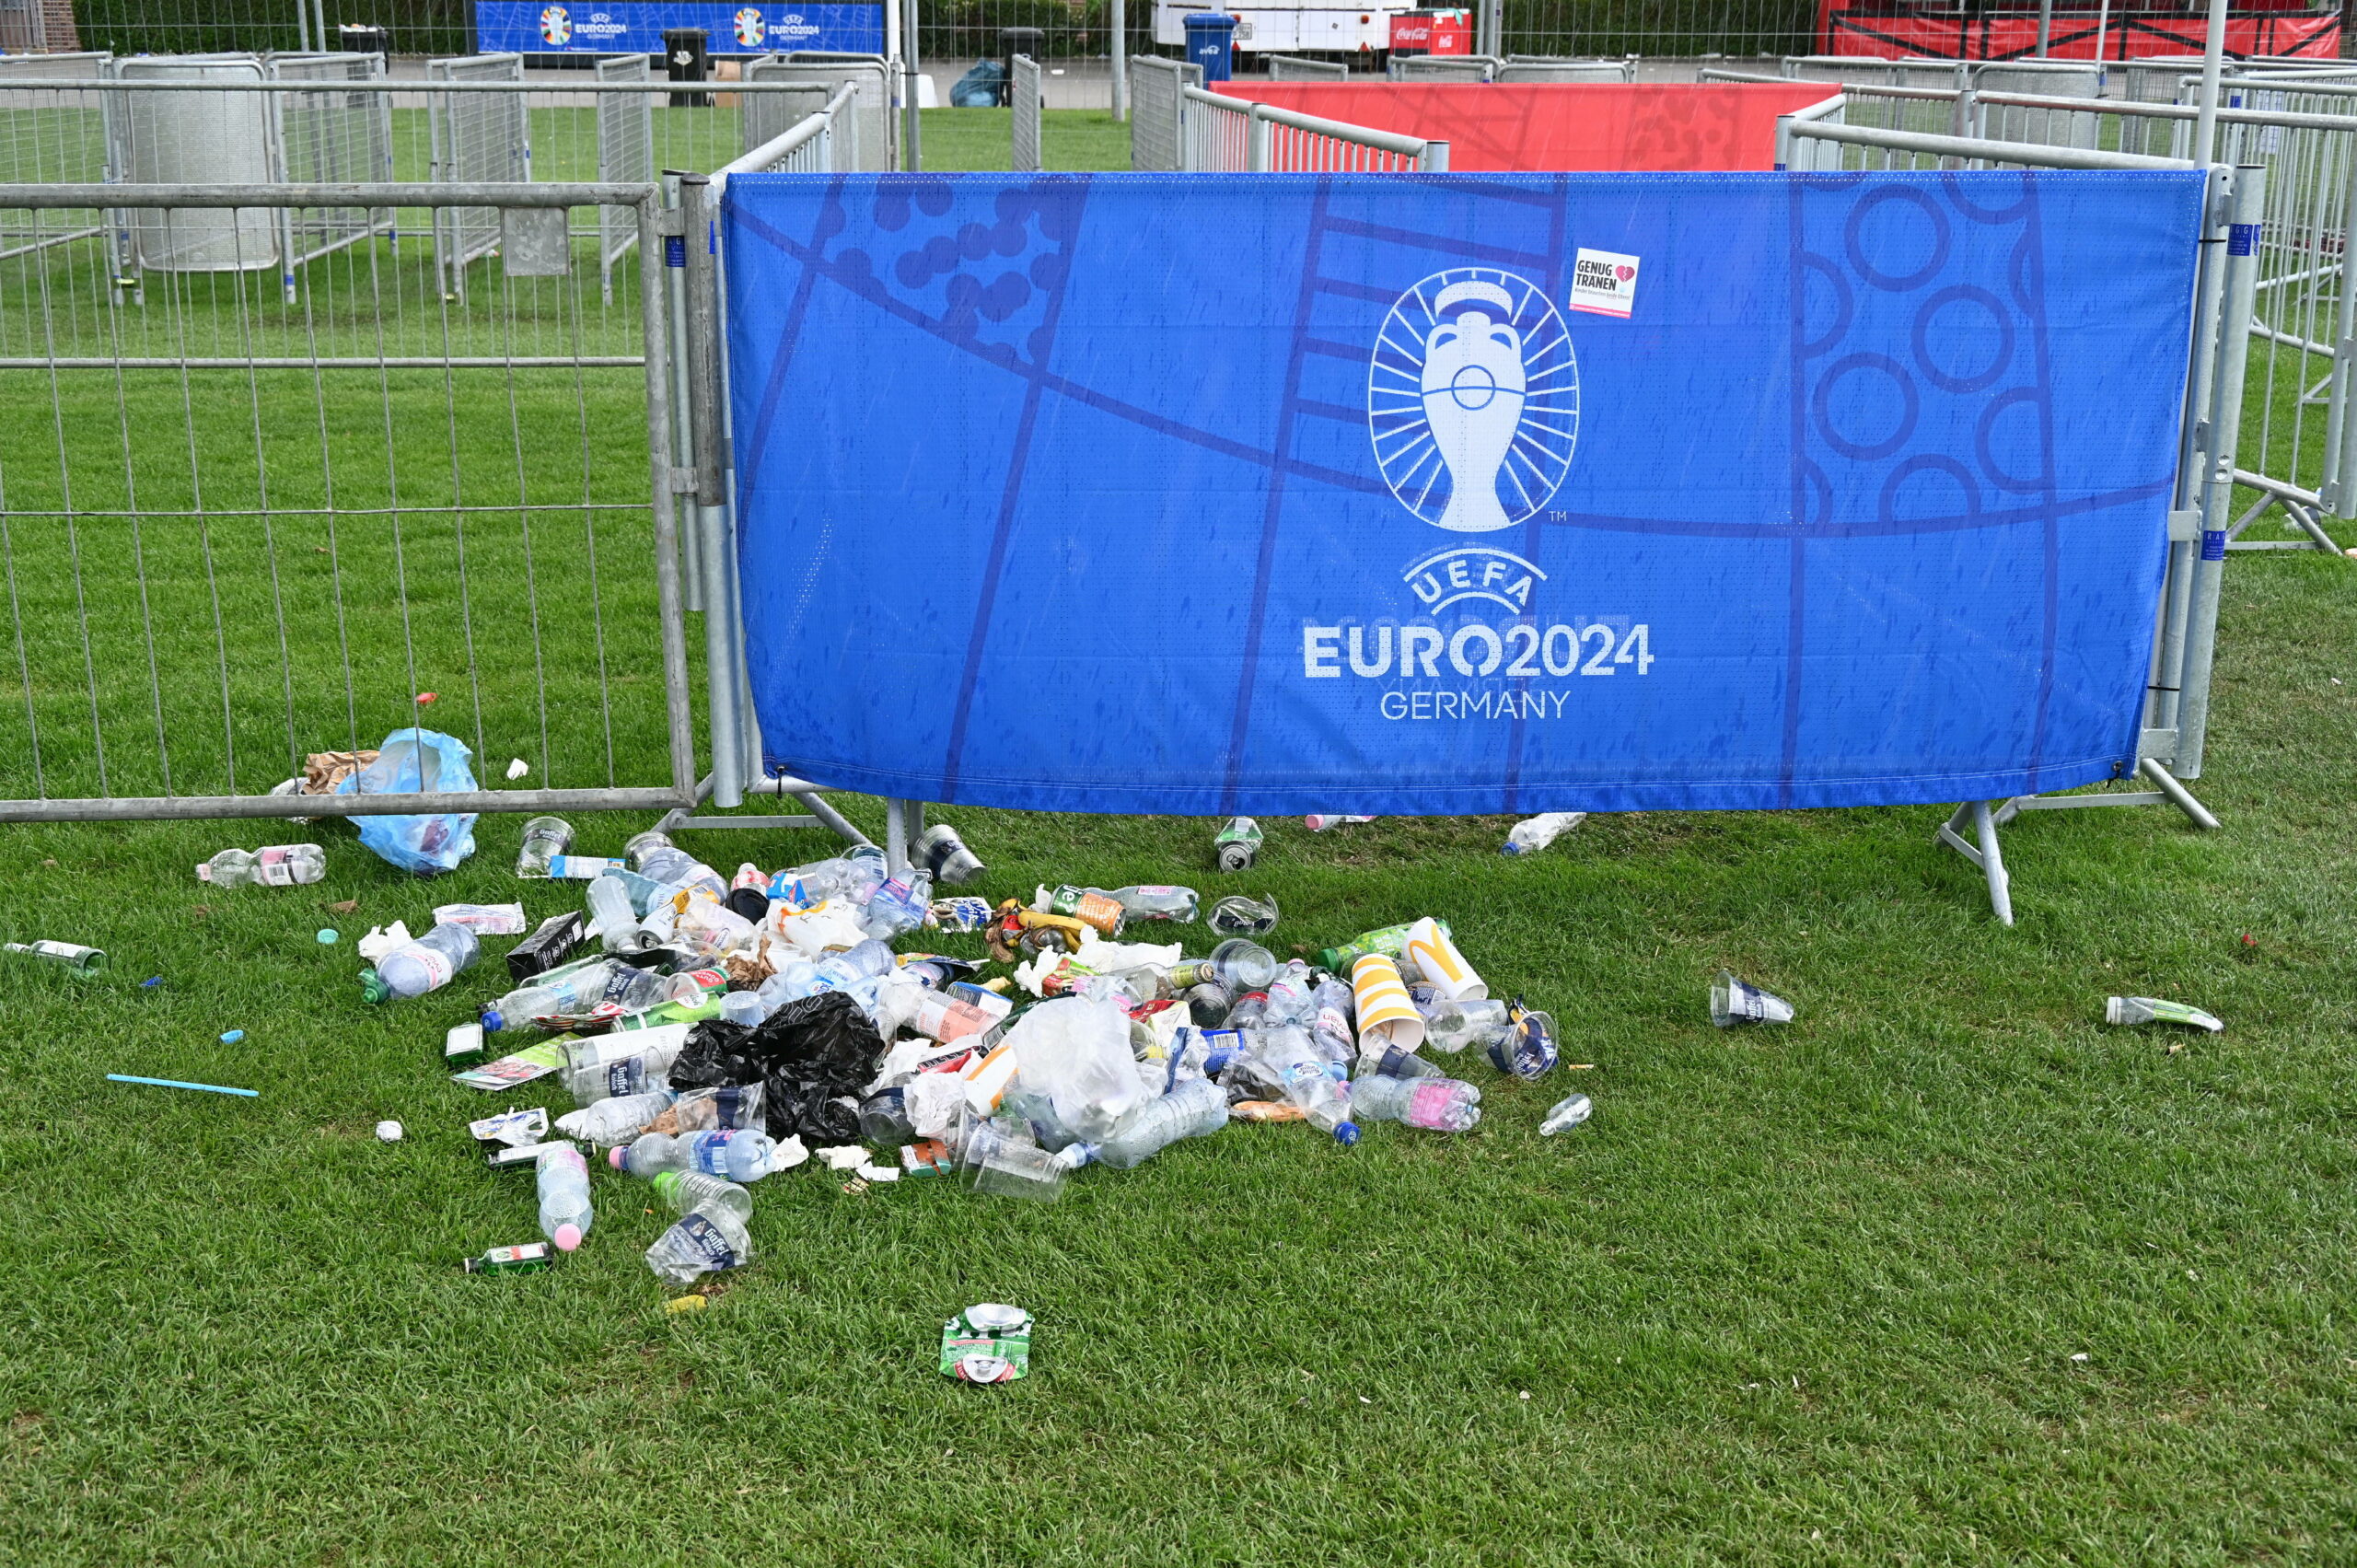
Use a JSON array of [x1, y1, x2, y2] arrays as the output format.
[[1503, 811, 1586, 855], [553, 1090, 676, 1145], [644, 1201, 753, 1285], [1305, 814, 1378, 831], [1089, 1077, 1229, 1169], [651, 1168, 753, 1224], [4, 940, 108, 974], [1308, 974, 1356, 1063], [1355, 1043, 1445, 1080], [516, 816, 574, 877], [1263, 960, 1317, 1025], [1423, 997, 1510, 1054], [610, 1128, 778, 1182], [1351, 1074, 1482, 1132], [1539, 1092, 1593, 1135], [1248, 1026, 1358, 1144], [360, 921, 480, 1004], [815, 938, 897, 991], [535, 1142, 594, 1250], [482, 957, 667, 1032], [560, 1047, 664, 1107], [196, 844, 326, 888], [626, 831, 726, 898], [863, 870, 934, 940], [1171, 937, 1277, 993], [1109, 886, 1200, 923], [588, 874, 655, 954]]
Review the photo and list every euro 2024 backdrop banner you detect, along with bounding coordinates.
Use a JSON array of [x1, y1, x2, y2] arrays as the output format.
[[724, 172, 2205, 815]]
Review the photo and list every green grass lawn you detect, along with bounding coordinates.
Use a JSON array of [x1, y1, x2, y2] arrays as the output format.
[[5, 109, 2357, 1562]]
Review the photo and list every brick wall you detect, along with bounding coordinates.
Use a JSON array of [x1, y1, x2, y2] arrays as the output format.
[[41, 0, 81, 50]]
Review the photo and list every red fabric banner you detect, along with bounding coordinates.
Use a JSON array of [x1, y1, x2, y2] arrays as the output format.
[[1210, 83, 1841, 172]]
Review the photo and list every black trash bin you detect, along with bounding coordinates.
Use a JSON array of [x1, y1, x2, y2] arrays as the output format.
[[337, 21, 389, 60], [998, 26, 1045, 107], [663, 27, 710, 108]]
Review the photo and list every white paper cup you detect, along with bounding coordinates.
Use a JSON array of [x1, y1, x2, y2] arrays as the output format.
[[1404, 916, 1487, 1002]]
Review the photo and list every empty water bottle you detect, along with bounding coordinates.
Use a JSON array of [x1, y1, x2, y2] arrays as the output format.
[[588, 874, 655, 954], [196, 844, 326, 889], [718, 990, 768, 1027], [1539, 1092, 1593, 1135], [1503, 812, 1586, 855], [1249, 1026, 1357, 1143], [482, 957, 667, 1032], [1305, 814, 1377, 831], [815, 938, 896, 991], [1355, 1042, 1445, 1080], [515, 816, 574, 877], [625, 830, 726, 897], [1109, 885, 1200, 923], [864, 870, 933, 940], [535, 1142, 594, 1250], [1089, 1078, 1229, 1169], [644, 1201, 753, 1285], [652, 1167, 752, 1224], [610, 1128, 777, 1182], [360, 921, 480, 1003], [1351, 1074, 1481, 1132], [553, 1089, 677, 1145], [1171, 937, 1278, 994], [1263, 960, 1317, 1025], [914, 823, 987, 886], [560, 1046, 664, 1107]]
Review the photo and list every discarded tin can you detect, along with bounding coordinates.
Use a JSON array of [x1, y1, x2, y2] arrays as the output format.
[[940, 1303, 1033, 1383], [462, 1242, 552, 1275], [1213, 816, 1262, 873]]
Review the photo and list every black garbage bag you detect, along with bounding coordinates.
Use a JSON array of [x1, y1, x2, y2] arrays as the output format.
[[667, 1018, 762, 1090], [679, 991, 885, 1144]]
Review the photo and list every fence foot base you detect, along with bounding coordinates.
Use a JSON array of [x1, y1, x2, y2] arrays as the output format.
[[1936, 799, 2014, 927], [2138, 759, 2222, 830], [655, 772, 872, 848], [1990, 761, 2218, 832]]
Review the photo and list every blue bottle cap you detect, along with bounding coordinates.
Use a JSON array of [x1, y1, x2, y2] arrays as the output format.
[[1333, 1121, 1361, 1146]]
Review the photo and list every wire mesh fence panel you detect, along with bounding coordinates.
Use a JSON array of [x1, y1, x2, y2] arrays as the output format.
[[273, 53, 399, 275], [742, 54, 890, 170], [1269, 55, 1350, 79], [740, 78, 832, 157], [1393, 55, 1499, 81], [0, 183, 697, 819], [1128, 55, 1195, 171], [427, 53, 527, 301], [1496, 59, 1633, 82], [108, 57, 282, 274], [0, 55, 112, 260], [596, 55, 654, 306], [1011, 53, 1042, 170]]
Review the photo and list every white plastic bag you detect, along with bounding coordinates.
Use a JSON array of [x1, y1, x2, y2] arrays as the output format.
[[1004, 996, 1144, 1143]]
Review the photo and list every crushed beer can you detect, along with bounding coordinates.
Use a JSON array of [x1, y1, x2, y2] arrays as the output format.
[[940, 1302, 1033, 1384]]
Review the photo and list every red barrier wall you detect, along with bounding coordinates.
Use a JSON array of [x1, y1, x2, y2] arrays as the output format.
[[1210, 83, 1842, 173], [1815, 4, 2339, 61]]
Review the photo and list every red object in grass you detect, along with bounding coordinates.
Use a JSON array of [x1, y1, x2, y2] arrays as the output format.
[[413, 691, 437, 704]]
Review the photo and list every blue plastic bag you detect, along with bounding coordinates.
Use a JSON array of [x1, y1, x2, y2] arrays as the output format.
[[338, 727, 480, 876], [950, 59, 1004, 109]]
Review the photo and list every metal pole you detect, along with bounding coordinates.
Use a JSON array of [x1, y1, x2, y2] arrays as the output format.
[[2177, 165, 2267, 781], [2322, 144, 2357, 517], [902, 0, 923, 172], [886, 0, 901, 81], [682, 174, 742, 811], [2196, 0, 2229, 164], [2037, 0, 2052, 58], [661, 175, 703, 614], [1248, 102, 1271, 170], [2094, 0, 2112, 65], [1112, 0, 1129, 122], [638, 191, 702, 808]]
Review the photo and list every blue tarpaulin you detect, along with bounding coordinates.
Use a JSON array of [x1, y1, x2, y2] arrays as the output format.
[[724, 172, 2204, 815]]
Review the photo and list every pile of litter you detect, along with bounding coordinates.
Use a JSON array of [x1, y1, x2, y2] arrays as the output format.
[[363, 815, 1598, 1294]]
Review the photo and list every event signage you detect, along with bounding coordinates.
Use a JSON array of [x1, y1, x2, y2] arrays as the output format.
[[473, 1, 881, 54], [723, 173, 2205, 815]]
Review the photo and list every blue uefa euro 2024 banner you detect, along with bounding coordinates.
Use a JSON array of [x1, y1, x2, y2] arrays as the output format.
[[723, 173, 2206, 816], [473, 1, 880, 54]]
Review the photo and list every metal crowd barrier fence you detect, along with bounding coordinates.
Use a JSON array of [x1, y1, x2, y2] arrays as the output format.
[[1498, 58, 1637, 84], [1178, 85, 1448, 172], [1269, 56, 1351, 82], [1011, 54, 1043, 174], [1392, 55, 1502, 83], [740, 53, 893, 173], [1127, 55, 1201, 173], [428, 53, 528, 303], [0, 179, 702, 824], [1782, 118, 2259, 912], [595, 55, 654, 308]]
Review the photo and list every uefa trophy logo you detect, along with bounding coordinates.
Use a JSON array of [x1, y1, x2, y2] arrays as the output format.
[[733, 7, 766, 46], [1369, 270, 1578, 533], [538, 5, 571, 44]]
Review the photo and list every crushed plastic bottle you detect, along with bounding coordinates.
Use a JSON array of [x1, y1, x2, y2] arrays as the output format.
[[1087, 1077, 1230, 1169], [515, 816, 574, 877], [1108, 886, 1199, 923], [1248, 1026, 1358, 1144], [1503, 812, 1587, 855], [587, 875, 656, 954], [1305, 814, 1377, 831], [553, 1090, 677, 1145], [1207, 893, 1280, 937], [1213, 816, 1262, 872], [359, 921, 480, 1003], [535, 1142, 593, 1250], [1351, 1074, 1482, 1132], [2105, 995, 2224, 1032], [644, 1201, 753, 1285], [196, 844, 326, 888], [482, 956, 668, 1032]]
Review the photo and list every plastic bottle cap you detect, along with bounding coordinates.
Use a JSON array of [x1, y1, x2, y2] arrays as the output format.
[[609, 1146, 627, 1170], [480, 1009, 504, 1032], [358, 969, 390, 1005], [552, 1224, 583, 1251], [219, 1029, 245, 1045], [317, 929, 339, 945], [1333, 1121, 1361, 1146]]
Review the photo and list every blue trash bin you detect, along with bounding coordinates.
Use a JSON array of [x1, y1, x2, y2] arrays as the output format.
[[1183, 13, 1237, 83]]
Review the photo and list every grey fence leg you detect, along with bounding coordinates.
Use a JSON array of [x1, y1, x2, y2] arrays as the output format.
[[2140, 759, 2222, 830], [886, 798, 911, 877], [1936, 800, 2015, 927]]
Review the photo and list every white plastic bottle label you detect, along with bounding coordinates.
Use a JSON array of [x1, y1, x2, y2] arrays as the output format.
[[404, 947, 457, 993], [255, 847, 300, 887], [691, 1132, 737, 1176]]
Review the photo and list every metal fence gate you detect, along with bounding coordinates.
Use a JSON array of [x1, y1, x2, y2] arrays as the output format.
[[1127, 56, 1199, 174], [427, 53, 528, 303], [0, 179, 699, 823]]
